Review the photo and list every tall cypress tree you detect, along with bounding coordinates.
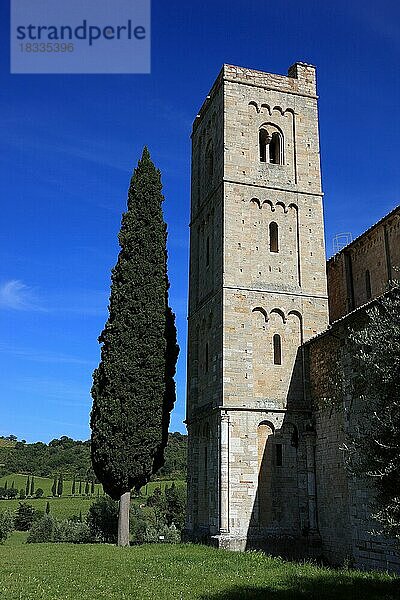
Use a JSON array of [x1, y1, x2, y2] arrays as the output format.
[[57, 474, 63, 497], [90, 147, 179, 546], [72, 475, 76, 496], [51, 476, 57, 497], [30, 476, 35, 497], [25, 476, 30, 497]]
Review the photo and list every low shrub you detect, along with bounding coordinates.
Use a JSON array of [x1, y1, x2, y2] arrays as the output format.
[[58, 520, 91, 543], [27, 514, 57, 543], [143, 523, 180, 544], [0, 509, 14, 543], [0, 487, 18, 499], [87, 496, 118, 543], [130, 505, 180, 545], [27, 514, 92, 544]]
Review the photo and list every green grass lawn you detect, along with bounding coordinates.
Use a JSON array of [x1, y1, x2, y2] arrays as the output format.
[[3, 530, 28, 546], [0, 542, 397, 600], [0, 496, 101, 519], [0, 474, 186, 520]]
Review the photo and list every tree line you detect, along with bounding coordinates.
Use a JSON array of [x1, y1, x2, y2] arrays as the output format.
[[0, 432, 187, 481]]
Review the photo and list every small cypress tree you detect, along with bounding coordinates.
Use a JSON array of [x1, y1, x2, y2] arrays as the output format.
[[30, 476, 35, 497], [57, 475, 63, 497], [51, 476, 57, 497], [85, 480, 89, 496], [25, 476, 30, 497], [79, 480, 82, 495], [79, 510, 82, 522], [46, 501, 50, 514], [4, 481, 7, 490], [90, 148, 179, 546], [72, 476, 76, 496], [11, 481, 15, 490], [91, 480, 95, 495]]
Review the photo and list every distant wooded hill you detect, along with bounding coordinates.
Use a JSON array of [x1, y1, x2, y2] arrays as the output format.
[[0, 432, 187, 480]]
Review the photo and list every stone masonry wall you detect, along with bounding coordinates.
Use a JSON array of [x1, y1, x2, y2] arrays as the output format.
[[306, 322, 400, 572], [218, 63, 328, 550], [186, 72, 225, 539], [327, 207, 400, 323]]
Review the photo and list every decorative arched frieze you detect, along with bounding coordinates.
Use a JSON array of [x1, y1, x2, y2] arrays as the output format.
[[275, 201, 286, 213], [270, 307, 286, 323], [260, 103, 272, 115], [250, 197, 262, 209], [248, 101, 260, 113], [262, 199, 275, 211], [258, 419, 275, 433], [248, 198, 298, 214], [252, 306, 269, 323]]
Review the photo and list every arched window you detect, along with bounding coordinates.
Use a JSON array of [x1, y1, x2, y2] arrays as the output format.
[[259, 129, 269, 163], [259, 127, 283, 164], [257, 421, 274, 526], [269, 132, 281, 164], [269, 222, 279, 253], [205, 140, 214, 180], [273, 334, 282, 365], [365, 269, 372, 299]]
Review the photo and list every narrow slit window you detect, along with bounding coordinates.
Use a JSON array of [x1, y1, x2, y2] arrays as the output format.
[[269, 222, 279, 253], [273, 334, 282, 365], [365, 269, 372, 299], [276, 443, 283, 466]]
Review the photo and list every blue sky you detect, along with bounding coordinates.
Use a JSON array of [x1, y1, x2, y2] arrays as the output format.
[[1, 0, 399, 443]]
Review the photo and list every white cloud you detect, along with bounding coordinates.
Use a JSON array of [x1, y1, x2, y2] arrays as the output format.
[[0, 280, 43, 311]]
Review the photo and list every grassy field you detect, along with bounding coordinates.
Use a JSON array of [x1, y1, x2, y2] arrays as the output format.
[[4, 531, 28, 546], [0, 473, 103, 497], [0, 496, 101, 519], [0, 542, 397, 600], [0, 474, 185, 519], [0, 473, 184, 497]]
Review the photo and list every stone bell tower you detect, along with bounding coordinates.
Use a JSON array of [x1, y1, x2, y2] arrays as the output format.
[[185, 63, 329, 553]]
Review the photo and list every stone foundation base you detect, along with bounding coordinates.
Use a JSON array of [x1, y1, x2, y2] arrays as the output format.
[[210, 534, 248, 551], [211, 531, 323, 561], [184, 529, 323, 562]]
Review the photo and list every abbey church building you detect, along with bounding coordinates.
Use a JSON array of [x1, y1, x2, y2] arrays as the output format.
[[184, 62, 400, 572]]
